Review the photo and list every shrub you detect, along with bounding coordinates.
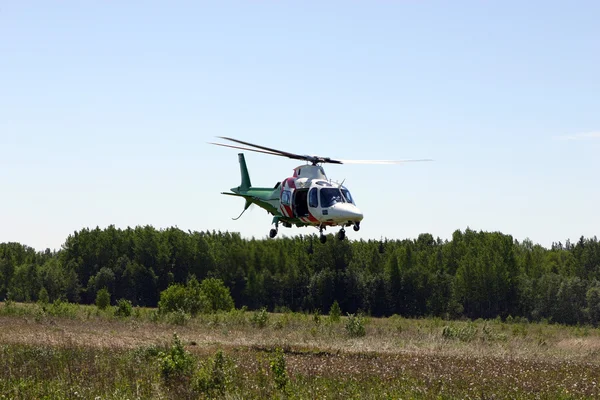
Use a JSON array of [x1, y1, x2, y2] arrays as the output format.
[[274, 305, 291, 314], [329, 300, 341, 322], [95, 287, 111, 310], [48, 299, 78, 318], [270, 347, 288, 391], [158, 284, 187, 315], [251, 307, 269, 328], [184, 276, 203, 315], [226, 307, 247, 325], [167, 309, 191, 326], [114, 298, 133, 317], [442, 323, 477, 342], [37, 287, 50, 305], [199, 278, 234, 313], [345, 313, 366, 337], [194, 349, 233, 396], [149, 310, 160, 323], [158, 277, 234, 315], [159, 333, 195, 385], [313, 309, 321, 325]]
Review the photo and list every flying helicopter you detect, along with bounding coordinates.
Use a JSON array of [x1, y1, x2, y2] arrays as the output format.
[[211, 137, 431, 244]]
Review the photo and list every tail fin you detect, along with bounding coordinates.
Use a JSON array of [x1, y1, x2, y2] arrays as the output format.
[[238, 153, 251, 191]]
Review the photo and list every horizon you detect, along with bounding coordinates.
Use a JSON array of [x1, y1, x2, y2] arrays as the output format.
[[3, 223, 595, 253]]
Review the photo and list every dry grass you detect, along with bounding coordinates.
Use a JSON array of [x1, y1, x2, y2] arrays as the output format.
[[1, 302, 600, 398]]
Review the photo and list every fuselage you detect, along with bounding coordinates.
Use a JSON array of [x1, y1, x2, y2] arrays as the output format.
[[276, 165, 363, 228], [225, 157, 363, 233]]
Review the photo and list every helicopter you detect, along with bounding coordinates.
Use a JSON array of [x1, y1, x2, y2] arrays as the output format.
[[211, 137, 431, 244]]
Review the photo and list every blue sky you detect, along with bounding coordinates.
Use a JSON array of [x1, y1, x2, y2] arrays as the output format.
[[1, 1, 599, 250]]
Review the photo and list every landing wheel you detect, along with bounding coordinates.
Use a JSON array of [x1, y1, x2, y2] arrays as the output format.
[[269, 229, 278, 238], [318, 225, 327, 244], [337, 229, 346, 241], [353, 222, 360, 232]]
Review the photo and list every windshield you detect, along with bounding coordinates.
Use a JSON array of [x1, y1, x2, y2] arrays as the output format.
[[320, 188, 345, 208], [341, 188, 354, 204]]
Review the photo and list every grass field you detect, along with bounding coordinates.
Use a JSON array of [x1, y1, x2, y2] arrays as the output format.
[[1, 301, 600, 399]]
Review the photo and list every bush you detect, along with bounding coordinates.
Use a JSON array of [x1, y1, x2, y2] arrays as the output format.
[[114, 298, 133, 317], [159, 333, 196, 385], [441, 323, 477, 342], [199, 278, 234, 313], [158, 284, 187, 315], [185, 276, 203, 315], [48, 299, 78, 318], [329, 300, 341, 323], [167, 309, 191, 326], [313, 309, 321, 325], [37, 287, 50, 305], [96, 288, 111, 310], [158, 277, 234, 315], [345, 313, 366, 337], [270, 347, 288, 392], [194, 350, 233, 396], [250, 307, 269, 328], [226, 307, 247, 325]]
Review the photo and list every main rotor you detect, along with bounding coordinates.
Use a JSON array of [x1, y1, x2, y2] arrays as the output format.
[[210, 136, 433, 166]]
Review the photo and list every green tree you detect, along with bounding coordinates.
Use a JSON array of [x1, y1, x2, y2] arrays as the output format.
[[38, 286, 50, 304], [0, 259, 14, 300], [200, 278, 234, 313], [586, 283, 600, 326], [329, 300, 341, 322], [158, 284, 187, 314], [114, 298, 133, 317], [96, 287, 111, 310]]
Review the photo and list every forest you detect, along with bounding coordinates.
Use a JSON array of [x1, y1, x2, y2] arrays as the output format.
[[1, 225, 600, 325]]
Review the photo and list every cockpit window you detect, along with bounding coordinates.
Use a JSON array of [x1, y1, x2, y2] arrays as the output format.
[[341, 188, 354, 204], [320, 188, 344, 208]]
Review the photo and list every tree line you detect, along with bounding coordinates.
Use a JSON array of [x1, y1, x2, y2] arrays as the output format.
[[1, 225, 600, 325]]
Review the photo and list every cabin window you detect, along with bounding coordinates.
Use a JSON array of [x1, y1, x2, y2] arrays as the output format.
[[309, 188, 319, 208], [281, 190, 291, 205]]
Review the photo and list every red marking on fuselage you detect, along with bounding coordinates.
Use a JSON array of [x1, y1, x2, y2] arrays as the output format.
[[283, 177, 296, 189], [307, 210, 319, 224]]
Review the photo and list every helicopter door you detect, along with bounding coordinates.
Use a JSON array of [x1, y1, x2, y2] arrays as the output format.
[[280, 189, 293, 218], [293, 189, 309, 218]]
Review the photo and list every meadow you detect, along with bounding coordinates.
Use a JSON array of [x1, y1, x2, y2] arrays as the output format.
[[1, 301, 600, 399]]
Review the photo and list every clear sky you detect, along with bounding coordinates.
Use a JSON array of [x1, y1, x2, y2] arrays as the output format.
[[1, 1, 599, 251]]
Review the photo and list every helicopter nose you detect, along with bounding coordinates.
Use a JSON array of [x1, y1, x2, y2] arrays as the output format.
[[331, 203, 363, 222], [349, 206, 364, 222]]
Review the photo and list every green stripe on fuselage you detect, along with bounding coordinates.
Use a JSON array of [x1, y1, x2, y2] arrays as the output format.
[[224, 186, 280, 216], [224, 186, 313, 228]]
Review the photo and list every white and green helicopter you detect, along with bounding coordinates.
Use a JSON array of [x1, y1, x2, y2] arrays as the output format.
[[211, 137, 430, 243]]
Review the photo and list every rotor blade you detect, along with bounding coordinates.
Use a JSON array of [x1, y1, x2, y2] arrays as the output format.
[[212, 136, 426, 165], [338, 159, 434, 165], [209, 142, 284, 157], [217, 136, 307, 161]]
